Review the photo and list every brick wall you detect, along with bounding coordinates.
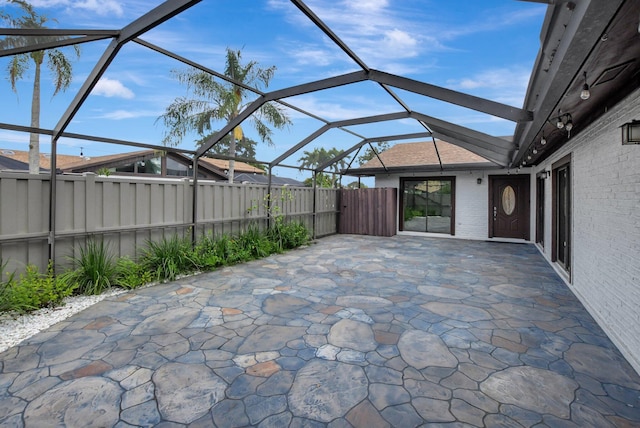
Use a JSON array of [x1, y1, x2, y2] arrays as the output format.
[[374, 169, 523, 240], [533, 87, 640, 373]]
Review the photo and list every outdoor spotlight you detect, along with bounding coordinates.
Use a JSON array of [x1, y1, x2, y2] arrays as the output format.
[[580, 72, 590, 100], [556, 117, 564, 129], [533, 148, 538, 154], [541, 134, 547, 145]]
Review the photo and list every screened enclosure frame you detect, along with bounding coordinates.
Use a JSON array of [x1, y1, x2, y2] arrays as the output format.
[[1, 0, 629, 265]]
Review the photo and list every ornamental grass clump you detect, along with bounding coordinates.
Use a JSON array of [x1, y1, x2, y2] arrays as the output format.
[[141, 235, 197, 282], [236, 226, 274, 260], [59, 239, 118, 295]]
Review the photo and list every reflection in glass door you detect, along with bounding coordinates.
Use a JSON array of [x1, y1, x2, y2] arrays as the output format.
[[401, 178, 454, 234]]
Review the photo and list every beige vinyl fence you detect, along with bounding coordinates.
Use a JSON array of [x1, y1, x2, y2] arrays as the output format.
[[0, 172, 338, 276]]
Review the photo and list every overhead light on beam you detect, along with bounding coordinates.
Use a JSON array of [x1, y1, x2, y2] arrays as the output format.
[[580, 71, 590, 100]]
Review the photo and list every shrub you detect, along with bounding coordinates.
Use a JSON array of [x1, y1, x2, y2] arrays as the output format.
[[268, 218, 310, 252], [0, 259, 16, 313], [192, 234, 223, 270], [115, 257, 153, 289], [141, 235, 196, 281], [0, 262, 76, 314], [59, 239, 118, 295], [237, 226, 274, 259], [279, 221, 311, 249]]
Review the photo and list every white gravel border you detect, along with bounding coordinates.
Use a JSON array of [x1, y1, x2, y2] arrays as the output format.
[[0, 288, 126, 354]]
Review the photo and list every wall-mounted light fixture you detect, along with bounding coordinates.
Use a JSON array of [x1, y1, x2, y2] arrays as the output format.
[[541, 132, 547, 146], [477, 177, 482, 185], [580, 71, 590, 100], [622, 120, 640, 145]]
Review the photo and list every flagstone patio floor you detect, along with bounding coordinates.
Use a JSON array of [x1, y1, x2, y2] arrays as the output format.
[[1, 234, 639, 427]]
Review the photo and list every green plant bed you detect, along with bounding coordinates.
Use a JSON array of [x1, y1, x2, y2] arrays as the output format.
[[140, 235, 197, 282], [1, 222, 312, 315], [1, 262, 76, 314], [59, 239, 119, 295]]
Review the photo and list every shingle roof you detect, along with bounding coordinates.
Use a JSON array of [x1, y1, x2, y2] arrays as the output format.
[[359, 140, 492, 169], [234, 173, 306, 186], [199, 157, 265, 174], [0, 148, 84, 170], [0, 154, 46, 171], [0, 148, 263, 178]]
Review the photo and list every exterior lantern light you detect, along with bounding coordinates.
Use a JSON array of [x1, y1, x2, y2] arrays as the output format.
[[621, 120, 640, 145]]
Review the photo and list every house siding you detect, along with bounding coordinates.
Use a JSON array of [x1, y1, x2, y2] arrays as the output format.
[[533, 86, 640, 373]]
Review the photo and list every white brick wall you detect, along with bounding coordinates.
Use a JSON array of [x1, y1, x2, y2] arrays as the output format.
[[534, 87, 640, 373], [374, 169, 531, 240], [373, 87, 640, 373]]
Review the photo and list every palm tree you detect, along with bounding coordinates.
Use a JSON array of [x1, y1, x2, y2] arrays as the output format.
[[298, 147, 348, 187], [159, 48, 291, 183], [1, 0, 80, 174]]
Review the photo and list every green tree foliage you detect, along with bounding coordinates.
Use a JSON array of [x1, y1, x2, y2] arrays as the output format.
[[1, 0, 80, 174], [158, 48, 291, 182], [197, 133, 265, 171], [357, 141, 390, 166], [297, 147, 348, 188]]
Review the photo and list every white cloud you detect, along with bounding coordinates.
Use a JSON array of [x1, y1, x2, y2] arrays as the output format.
[[94, 109, 159, 120], [447, 67, 531, 106], [0, 131, 29, 145], [286, 94, 396, 121], [290, 47, 340, 67], [31, 0, 124, 16], [381, 29, 418, 58], [93, 78, 135, 99]]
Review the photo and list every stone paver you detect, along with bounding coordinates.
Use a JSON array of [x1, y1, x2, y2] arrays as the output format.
[[2, 234, 640, 427]]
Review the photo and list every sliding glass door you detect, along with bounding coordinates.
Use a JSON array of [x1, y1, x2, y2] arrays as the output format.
[[401, 178, 455, 234]]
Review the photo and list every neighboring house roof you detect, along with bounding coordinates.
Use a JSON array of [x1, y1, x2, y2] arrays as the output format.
[[0, 148, 228, 179], [0, 149, 80, 171], [234, 172, 306, 187], [348, 140, 497, 175], [0, 149, 296, 184], [0, 152, 34, 171], [199, 157, 265, 174]]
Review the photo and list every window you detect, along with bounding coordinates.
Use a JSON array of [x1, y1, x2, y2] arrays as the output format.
[[400, 177, 455, 234], [166, 157, 192, 177]]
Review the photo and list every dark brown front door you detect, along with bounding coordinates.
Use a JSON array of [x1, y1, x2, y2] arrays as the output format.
[[489, 175, 530, 239]]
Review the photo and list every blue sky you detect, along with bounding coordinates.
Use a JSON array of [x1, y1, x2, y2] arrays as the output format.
[[0, 0, 547, 180]]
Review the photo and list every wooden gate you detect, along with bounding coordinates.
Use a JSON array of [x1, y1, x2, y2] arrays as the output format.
[[339, 188, 397, 237]]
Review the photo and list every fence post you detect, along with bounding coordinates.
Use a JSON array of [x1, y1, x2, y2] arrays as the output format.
[[84, 173, 96, 234], [191, 159, 198, 246], [312, 171, 317, 239]]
